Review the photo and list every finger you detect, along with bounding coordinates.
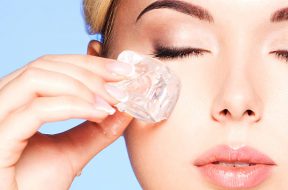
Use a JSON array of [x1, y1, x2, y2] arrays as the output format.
[[0, 68, 102, 121], [0, 66, 26, 89], [28, 59, 123, 104], [0, 95, 112, 168], [40, 54, 133, 81], [0, 54, 133, 92], [53, 111, 133, 175]]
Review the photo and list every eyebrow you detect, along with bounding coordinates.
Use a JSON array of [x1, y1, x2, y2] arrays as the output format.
[[271, 7, 288, 22], [136, 0, 214, 23]]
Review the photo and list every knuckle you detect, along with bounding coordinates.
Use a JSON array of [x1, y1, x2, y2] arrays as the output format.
[[22, 100, 43, 123], [21, 67, 41, 83], [28, 99, 40, 113], [68, 79, 84, 92], [26, 55, 52, 68], [67, 79, 91, 97], [38, 54, 53, 61], [27, 61, 36, 68], [77, 68, 92, 81], [25, 98, 43, 115], [88, 74, 104, 90], [80, 70, 104, 88], [26, 60, 39, 68]]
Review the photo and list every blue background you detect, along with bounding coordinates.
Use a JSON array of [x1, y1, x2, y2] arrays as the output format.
[[0, 0, 141, 189]]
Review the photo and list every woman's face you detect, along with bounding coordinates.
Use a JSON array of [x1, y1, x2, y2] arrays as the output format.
[[105, 0, 288, 189]]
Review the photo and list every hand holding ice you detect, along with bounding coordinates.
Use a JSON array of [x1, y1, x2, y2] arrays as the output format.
[[110, 50, 181, 123]]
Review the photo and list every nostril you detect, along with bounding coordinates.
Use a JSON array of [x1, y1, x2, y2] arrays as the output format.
[[212, 106, 261, 123], [221, 109, 229, 116], [246, 109, 255, 116], [246, 109, 261, 122]]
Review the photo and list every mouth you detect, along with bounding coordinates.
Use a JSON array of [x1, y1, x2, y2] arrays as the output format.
[[193, 145, 276, 189]]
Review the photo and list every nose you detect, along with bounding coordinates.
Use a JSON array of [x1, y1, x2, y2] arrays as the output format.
[[211, 68, 263, 124]]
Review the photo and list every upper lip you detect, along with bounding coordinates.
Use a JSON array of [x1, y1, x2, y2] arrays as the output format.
[[193, 145, 276, 167]]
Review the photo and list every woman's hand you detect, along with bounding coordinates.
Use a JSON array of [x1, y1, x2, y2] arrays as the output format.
[[0, 55, 133, 190]]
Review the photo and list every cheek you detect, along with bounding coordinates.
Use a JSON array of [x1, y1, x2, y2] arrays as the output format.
[[122, 60, 219, 187], [123, 83, 215, 188], [123, 55, 288, 188], [123, 118, 200, 189]]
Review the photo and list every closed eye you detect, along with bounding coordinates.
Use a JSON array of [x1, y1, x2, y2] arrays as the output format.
[[270, 50, 288, 63], [151, 45, 211, 60]]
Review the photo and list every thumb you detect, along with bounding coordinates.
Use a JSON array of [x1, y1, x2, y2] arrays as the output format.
[[54, 111, 133, 176]]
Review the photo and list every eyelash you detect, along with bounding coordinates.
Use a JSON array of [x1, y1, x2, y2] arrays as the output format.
[[270, 50, 288, 63], [151, 47, 288, 63], [151, 45, 211, 60]]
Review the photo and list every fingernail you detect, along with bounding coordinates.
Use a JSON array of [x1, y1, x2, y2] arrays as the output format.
[[104, 84, 128, 102], [94, 96, 116, 115], [106, 61, 134, 77]]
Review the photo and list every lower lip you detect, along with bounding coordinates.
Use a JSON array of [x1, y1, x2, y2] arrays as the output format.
[[197, 164, 274, 189]]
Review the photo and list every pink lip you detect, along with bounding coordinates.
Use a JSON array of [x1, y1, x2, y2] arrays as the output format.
[[193, 145, 276, 189]]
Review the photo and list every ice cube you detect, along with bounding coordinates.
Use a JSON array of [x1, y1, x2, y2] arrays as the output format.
[[109, 50, 181, 123]]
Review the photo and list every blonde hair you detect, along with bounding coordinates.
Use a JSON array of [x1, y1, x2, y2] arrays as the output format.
[[83, 0, 119, 56]]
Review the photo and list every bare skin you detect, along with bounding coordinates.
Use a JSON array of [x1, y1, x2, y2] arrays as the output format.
[[2, 0, 288, 189], [111, 0, 288, 189], [0, 44, 133, 190]]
